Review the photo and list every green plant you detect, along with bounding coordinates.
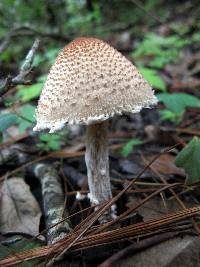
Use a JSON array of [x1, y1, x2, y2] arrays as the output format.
[[157, 93, 200, 123], [17, 83, 42, 102], [17, 75, 46, 102], [133, 32, 189, 68], [64, 0, 102, 36], [159, 109, 182, 123], [17, 104, 36, 132], [33, 48, 61, 68], [0, 113, 18, 132], [132, 32, 192, 94], [175, 137, 200, 185], [192, 31, 200, 42], [139, 67, 166, 91], [121, 138, 143, 157], [37, 133, 63, 152], [0, 104, 35, 137]]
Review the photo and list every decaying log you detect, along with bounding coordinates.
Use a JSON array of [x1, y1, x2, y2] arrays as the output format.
[[33, 163, 71, 244]]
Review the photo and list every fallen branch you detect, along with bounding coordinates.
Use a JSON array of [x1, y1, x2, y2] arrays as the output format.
[[0, 25, 68, 55], [0, 38, 40, 97], [0, 143, 123, 183], [33, 163, 71, 244]]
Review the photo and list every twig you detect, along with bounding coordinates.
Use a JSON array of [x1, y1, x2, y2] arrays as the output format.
[[92, 183, 181, 235], [0, 38, 40, 97], [0, 205, 200, 266], [47, 144, 180, 265], [12, 39, 40, 84], [0, 32, 12, 54], [0, 144, 123, 183], [33, 163, 71, 244], [130, 0, 163, 24], [0, 25, 68, 54], [141, 155, 200, 235], [0, 26, 29, 54]]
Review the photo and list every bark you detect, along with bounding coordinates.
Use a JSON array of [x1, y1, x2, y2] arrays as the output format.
[[0, 38, 39, 97], [33, 163, 71, 244]]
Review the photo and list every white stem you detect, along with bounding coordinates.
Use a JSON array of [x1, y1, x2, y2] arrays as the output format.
[[85, 121, 112, 205]]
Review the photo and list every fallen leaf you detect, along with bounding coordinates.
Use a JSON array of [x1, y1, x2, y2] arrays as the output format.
[[175, 137, 200, 184], [148, 154, 185, 176], [0, 177, 41, 236]]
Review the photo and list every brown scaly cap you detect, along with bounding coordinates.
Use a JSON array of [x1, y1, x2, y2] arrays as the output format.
[[34, 37, 157, 133]]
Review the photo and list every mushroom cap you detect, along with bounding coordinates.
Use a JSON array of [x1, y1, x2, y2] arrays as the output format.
[[34, 37, 157, 133]]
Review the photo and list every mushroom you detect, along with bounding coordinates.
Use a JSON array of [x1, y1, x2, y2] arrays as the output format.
[[34, 37, 157, 220]]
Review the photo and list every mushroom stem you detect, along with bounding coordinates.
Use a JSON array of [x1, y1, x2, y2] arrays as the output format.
[[85, 120, 112, 208]]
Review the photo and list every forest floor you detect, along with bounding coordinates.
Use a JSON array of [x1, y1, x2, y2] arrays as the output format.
[[0, 1, 200, 266]]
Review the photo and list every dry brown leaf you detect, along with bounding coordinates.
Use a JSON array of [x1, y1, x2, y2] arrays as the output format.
[[148, 154, 185, 176], [0, 177, 41, 236]]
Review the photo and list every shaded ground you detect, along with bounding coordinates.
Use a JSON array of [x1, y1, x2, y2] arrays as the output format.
[[0, 1, 200, 266]]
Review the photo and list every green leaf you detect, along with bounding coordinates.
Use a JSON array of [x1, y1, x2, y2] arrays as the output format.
[[149, 56, 170, 68], [38, 133, 62, 151], [0, 113, 18, 132], [138, 67, 166, 91], [157, 93, 200, 113], [192, 32, 200, 42], [46, 48, 60, 64], [17, 83, 43, 102], [32, 54, 44, 67], [175, 137, 200, 185], [121, 138, 143, 157], [170, 22, 190, 35], [159, 109, 182, 123], [17, 104, 36, 133], [133, 32, 189, 68], [37, 75, 47, 83]]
